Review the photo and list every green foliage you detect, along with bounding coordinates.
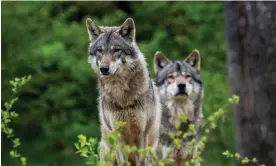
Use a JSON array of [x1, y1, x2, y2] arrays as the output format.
[[2, 2, 232, 166], [75, 121, 173, 166], [75, 95, 239, 166], [222, 150, 266, 166], [2, 76, 32, 166], [75, 134, 99, 165]]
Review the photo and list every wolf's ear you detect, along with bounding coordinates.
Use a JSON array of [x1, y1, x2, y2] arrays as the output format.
[[154, 51, 170, 74], [86, 18, 103, 42], [118, 18, 136, 42], [184, 49, 201, 71]]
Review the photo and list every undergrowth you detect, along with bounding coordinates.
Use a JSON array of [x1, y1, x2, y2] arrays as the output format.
[[74, 95, 252, 166], [1, 76, 265, 166], [1, 75, 32, 166]]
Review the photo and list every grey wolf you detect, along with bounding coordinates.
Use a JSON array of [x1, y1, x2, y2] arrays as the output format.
[[86, 17, 162, 166], [153, 50, 204, 166]]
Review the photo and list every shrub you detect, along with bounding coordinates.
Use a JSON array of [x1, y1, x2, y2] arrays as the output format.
[[1, 75, 32, 166], [75, 95, 239, 166]]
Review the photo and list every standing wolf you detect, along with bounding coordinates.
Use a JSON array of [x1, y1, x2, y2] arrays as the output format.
[[153, 50, 204, 166], [85, 18, 161, 166]]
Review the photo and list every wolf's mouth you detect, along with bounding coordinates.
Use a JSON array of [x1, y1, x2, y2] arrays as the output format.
[[175, 92, 188, 96]]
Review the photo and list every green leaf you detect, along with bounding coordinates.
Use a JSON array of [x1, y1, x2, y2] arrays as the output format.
[[78, 134, 87, 148], [20, 157, 27, 166], [241, 157, 250, 164], [80, 147, 89, 157], [74, 143, 80, 150], [13, 138, 21, 148]]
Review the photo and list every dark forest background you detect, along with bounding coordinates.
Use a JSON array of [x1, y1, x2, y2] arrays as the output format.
[[2, 2, 234, 166]]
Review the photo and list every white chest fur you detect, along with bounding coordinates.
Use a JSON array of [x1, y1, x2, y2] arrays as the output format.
[[165, 99, 195, 124]]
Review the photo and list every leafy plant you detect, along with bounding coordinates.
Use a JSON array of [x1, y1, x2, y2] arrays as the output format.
[[1, 75, 32, 166], [75, 95, 240, 166], [222, 150, 266, 166]]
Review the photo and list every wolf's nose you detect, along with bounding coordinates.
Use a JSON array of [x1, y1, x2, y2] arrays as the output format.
[[178, 84, 186, 91], [100, 66, 109, 75]]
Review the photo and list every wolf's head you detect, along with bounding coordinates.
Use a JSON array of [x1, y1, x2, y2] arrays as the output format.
[[86, 18, 139, 76], [154, 50, 203, 102]]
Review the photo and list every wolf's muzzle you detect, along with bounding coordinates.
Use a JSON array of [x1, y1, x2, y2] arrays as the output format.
[[178, 84, 186, 92], [176, 84, 187, 96]]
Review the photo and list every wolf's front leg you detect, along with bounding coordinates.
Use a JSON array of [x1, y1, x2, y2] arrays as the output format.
[[100, 139, 120, 165], [194, 162, 201, 166], [140, 129, 159, 166], [137, 135, 147, 166], [115, 146, 127, 165], [99, 139, 108, 162]]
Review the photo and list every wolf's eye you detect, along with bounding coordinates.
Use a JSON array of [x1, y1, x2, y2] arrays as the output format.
[[167, 75, 174, 79], [186, 74, 191, 78], [97, 48, 103, 54], [114, 48, 122, 53]]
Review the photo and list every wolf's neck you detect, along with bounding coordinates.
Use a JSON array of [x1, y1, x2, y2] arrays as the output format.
[[164, 99, 196, 122], [99, 57, 150, 108]]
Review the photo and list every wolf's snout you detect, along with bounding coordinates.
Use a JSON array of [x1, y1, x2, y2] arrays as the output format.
[[100, 65, 109, 75], [178, 84, 186, 91], [177, 84, 187, 95]]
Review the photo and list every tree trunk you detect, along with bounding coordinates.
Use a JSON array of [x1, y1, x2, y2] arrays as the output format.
[[224, 2, 276, 166]]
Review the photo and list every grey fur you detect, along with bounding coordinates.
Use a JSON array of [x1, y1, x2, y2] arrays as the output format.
[[86, 18, 162, 166], [154, 50, 204, 166]]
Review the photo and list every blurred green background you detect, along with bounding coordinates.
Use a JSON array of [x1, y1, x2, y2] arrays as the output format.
[[2, 1, 234, 166]]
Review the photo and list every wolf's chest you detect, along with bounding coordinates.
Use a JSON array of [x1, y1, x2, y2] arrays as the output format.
[[165, 100, 195, 122], [113, 110, 146, 146], [121, 120, 142, 146]]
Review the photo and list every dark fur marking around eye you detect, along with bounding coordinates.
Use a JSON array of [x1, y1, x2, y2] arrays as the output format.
[[182, 62, 202, 84], [155, 61, 203, 86], [108, 31, 135, 58], [155, 63, 174, 86]]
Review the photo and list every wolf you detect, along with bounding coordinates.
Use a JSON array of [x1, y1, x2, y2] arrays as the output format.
[[153, 50, 204, 166], [85, 17, 162, 166]]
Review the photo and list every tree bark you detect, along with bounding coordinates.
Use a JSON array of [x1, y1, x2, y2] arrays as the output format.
[[224, 2, 276, 166]]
